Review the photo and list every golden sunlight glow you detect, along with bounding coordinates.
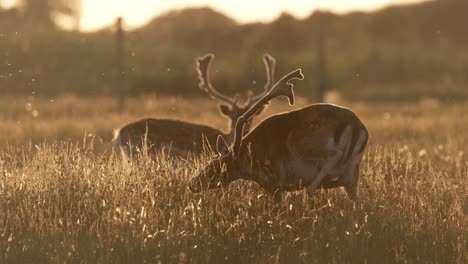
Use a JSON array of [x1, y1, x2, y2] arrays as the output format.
[[80, 0, 427, 31], [0, 0, 17, 8]]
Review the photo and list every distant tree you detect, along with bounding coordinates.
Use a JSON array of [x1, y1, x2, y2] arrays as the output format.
[[266, 12, 306, 50], [17, 0, 81, 30], [52, 0, 82, 30], [19, 0, 54, 29]]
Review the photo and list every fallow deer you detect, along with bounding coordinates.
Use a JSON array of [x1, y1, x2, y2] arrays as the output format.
[[189, 69, 369, 209], [114, 53, 276, 158]]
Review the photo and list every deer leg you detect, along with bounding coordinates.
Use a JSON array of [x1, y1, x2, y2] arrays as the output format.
[[346, 129, 367, 206], [307, 126, 352, 196], [344, 165, 361, 227], [307, 149, 342, 196], [345, 164, 359, 206], [345, 181, 359, 214], [272, 188, 284, 203]]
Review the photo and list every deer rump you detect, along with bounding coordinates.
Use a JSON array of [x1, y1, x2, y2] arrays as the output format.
[[240, 103, 368, 192]]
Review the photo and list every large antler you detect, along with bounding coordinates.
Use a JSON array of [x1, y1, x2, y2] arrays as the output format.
[[231, 69, 304, 154], [244, 54, 276, 106], [196, 54, 238, 106], [253, 54, 276, 102]]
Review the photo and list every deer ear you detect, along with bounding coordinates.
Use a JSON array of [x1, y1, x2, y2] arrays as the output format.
[[217, 104, 232, 117], [216, 135, 230, 155]]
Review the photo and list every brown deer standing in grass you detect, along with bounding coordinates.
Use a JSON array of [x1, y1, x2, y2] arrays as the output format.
[[114, 54, 276, 158], [189, 69, 369, 209]]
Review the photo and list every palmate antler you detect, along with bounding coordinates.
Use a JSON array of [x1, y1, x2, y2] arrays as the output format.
[[197, 53, 278, 110], [196, 54, 239, 106], [231, 69, 304, 154], [246, 54, 277, 105]]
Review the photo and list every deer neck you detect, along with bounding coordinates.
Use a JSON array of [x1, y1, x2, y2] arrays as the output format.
[[226, 119, 252, 144], [227, 117, 239, 144], [232, 136, 290, 194]]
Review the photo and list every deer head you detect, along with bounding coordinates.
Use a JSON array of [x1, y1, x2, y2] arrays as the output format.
[[196, 54, 276, 140], [189, 69, 304, 192]]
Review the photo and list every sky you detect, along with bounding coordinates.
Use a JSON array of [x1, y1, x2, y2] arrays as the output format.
[[68, 0, 427, 31]]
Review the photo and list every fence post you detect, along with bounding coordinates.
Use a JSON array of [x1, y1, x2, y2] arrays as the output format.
[[316, 11, 327, 102], [115, 17, 126, 113]]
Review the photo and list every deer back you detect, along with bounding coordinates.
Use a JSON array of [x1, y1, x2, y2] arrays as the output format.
[[117, 118, 223, 157]]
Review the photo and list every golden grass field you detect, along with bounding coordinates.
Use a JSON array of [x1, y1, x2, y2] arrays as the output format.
[[0, 95, 467, 263]]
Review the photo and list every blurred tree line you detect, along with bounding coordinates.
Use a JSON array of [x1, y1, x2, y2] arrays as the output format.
[[0, 0, 467, 101]]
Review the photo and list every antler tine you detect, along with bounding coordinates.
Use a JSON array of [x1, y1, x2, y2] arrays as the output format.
[[263, 53, 276, 91], [232, 69, 304, 154], [244, 90, 254, 106], [250, 54, 277, 103], [196, 54, 237, 106], [244, 69, 303, 120]]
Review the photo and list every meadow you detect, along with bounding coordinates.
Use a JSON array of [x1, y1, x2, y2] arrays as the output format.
[[0, 95, 466, 263]]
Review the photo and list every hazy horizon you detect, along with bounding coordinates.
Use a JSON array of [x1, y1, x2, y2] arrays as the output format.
[[80, 0, 428, 31]]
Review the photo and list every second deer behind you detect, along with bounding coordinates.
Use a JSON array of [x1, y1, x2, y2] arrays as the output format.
[[114, 53, 277, 159]]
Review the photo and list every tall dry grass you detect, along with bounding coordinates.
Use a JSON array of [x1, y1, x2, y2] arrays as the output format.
[[0, 96, 467, 263]]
